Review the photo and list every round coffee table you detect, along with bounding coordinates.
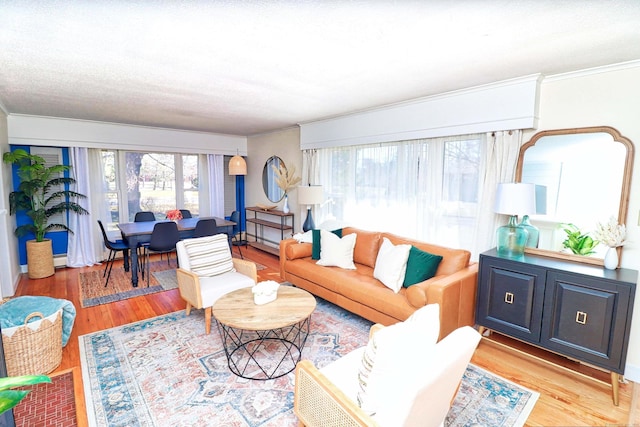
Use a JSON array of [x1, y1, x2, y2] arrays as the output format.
[[211, 286, 316, 380]]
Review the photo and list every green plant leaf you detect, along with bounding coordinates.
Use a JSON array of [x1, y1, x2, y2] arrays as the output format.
[[0, 390, 29, 414], [0, 375, 51, 391]]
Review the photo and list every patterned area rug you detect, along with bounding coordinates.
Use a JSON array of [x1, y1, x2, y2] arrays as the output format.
[[79, 299, 538, 427], [78, 260, 178, 307], [80, 258, 268, 307]]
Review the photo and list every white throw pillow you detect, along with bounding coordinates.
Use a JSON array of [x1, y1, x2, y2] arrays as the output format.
[[373, 237, 411, 293], [357, 304, 440, 415], [316, 230, 357, 270], [182, 234, 235, 277]]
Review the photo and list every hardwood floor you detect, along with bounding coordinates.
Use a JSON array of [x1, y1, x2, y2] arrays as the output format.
[[13, 246, 638, 426]]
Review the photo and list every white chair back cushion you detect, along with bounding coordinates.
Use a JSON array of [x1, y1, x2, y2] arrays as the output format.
[[374, 326, 481, 427], [178, 234, 235, 277], [357, 304, 440, 414]]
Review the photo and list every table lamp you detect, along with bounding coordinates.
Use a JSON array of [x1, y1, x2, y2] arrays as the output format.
[[297, 185, 323, 232], [494, 183, 536, 258]]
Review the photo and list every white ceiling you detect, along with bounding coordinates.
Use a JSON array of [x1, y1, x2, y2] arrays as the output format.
[[1, 1, 640, 137]]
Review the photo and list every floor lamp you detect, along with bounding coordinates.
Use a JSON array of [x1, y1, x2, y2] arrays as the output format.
[[298, 185, 323, 232]]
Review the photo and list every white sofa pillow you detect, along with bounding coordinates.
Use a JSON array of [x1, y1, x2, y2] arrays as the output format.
[[357, 304, 440, 415], [316, 230, 357, 270], [373, 237, 411, 293]]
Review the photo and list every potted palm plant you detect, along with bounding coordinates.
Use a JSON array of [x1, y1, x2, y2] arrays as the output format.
[[3, 149, 89, 278]]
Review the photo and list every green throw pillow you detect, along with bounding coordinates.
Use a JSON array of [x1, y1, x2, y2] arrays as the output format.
[[312, 228, 343, 260], [402, 246, 443, 287]]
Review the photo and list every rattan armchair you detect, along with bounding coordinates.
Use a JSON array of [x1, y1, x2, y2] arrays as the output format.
[[176, 234, 257, 334], [294, 324, 481, 427]]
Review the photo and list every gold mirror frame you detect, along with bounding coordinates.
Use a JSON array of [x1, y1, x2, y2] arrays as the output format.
[[515, 126, 634, 266]]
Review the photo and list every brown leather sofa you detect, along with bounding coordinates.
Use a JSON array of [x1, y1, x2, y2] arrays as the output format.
[[279, 227, 478, 339]]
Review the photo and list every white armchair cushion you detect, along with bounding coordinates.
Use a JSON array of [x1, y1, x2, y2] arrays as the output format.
[[198, 271, 254, 307], [320, 347, 366, 403], [181, 234, 235, 277], [373, 237, 411, 292], [357, 304, 440, 415]]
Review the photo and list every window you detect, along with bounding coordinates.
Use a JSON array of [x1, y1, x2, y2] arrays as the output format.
[[101, 150, 200, 225], [316, 135, 482, 249]]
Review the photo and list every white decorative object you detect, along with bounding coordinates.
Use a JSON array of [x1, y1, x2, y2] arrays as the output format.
[[604, 247, 619, 270], [252, 280, 280, 305], [283, 194, 290, 214], [594, 216, 626, 248]]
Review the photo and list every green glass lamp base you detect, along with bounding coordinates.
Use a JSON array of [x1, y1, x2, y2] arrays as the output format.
[[496, 215, 529, 258]]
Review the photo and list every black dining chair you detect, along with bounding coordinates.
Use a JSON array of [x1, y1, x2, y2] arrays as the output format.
[[179, 209, 193, 219], [230, 211, 247, 259], [192, 218, 218, 238], [97, 220, 130, 287], [144, 221, 180, 286], [134, 211, 156, 222], [132, 211, 157, 277]]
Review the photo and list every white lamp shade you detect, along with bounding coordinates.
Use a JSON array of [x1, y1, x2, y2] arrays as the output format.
[[297, 185, 323, 206], [494, 183, 536, 215], [229, 155, 247, 175]]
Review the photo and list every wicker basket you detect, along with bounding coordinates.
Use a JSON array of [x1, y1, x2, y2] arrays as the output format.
[[2, 310, 63, 376]]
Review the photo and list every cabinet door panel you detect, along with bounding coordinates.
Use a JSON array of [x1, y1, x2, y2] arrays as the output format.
[[542, 272, 631, 372], [477, 256, 545, 341]]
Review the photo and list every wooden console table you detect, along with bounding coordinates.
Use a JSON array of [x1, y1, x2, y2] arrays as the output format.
[[246, 207, 294, 256]]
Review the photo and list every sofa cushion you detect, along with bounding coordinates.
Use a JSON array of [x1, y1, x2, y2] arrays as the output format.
[[343, 227, 382, 268], [373, 237, 411, 293], [383, 232, 470, 276], [357, 304, 440, 415], [403, 246, 443, 287], [316, 230, 357, 269], [285, 242, 313, 260], [312, 228, 343, 260]]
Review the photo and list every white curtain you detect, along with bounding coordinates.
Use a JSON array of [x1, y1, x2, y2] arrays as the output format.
[[200, 154, 224, 218], [67, 147, 100, 267], [315, 132, 522, 260], [471, 130, 524, 258]]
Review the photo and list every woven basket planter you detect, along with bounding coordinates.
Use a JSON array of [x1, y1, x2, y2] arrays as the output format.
[[2, 310, 63, 376], [26, 239, 55, 279]]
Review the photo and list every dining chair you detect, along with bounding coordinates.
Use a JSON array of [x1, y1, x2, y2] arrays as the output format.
[[192, 218, 218, 238], [229, 210, 246, 259], [131, 211, 157, 277], [97, 220, 130, 287], [144, 221, 180, 286], [179, 209, 193, 219], [134, 211, 156, 222]]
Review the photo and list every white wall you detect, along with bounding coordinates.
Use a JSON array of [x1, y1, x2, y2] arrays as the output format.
[[528, 63, 640, 381], [247, 127, 303, 237], [0, 111, 21, 296]]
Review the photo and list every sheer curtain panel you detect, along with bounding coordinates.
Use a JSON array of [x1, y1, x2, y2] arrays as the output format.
[[67, 147, 100, 267]]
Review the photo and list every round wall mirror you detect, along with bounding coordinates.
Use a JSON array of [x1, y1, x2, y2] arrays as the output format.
[[516, 126, 634, 265], [263, 156, 286, 203]]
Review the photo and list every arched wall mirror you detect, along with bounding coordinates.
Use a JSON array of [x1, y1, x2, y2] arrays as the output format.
[[515, 126, 634, 265], [263, 155, 286, 203]]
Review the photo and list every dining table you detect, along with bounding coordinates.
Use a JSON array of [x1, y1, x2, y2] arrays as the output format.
[[117, 216, 235, 287]]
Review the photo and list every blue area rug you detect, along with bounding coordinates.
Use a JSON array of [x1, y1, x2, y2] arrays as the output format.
[[79, 299, 538, 426]]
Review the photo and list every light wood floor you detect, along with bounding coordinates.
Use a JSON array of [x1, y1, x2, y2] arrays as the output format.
[[13, 246, 638, 426]]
